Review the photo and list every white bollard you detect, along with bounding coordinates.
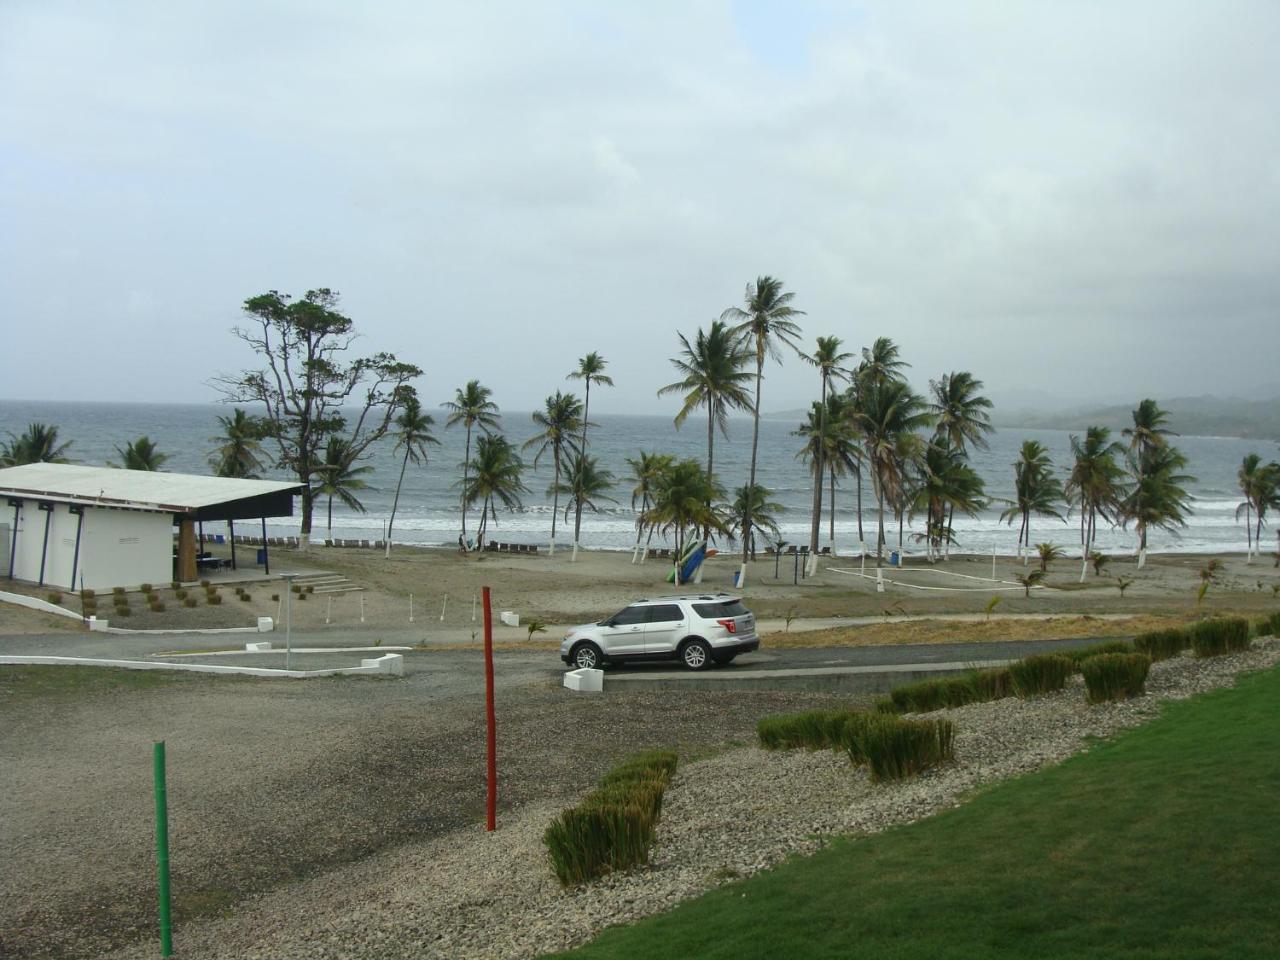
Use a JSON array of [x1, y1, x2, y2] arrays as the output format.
[[360, 593, 366, 623], [409, 593, 414, 623], [326, 595, 332, 625], [441, 594, 449, 622]]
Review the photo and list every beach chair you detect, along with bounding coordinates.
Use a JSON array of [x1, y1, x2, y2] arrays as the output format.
[[819, 546, 832, 556]]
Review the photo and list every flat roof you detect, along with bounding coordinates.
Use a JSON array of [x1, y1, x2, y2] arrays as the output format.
[[0, 463, 303, 519]]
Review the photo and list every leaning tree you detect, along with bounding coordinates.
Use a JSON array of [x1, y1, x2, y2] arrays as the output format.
[[216, 289, 421, 548]]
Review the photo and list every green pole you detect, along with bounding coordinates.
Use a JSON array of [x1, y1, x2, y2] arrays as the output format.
[[153, 741, 174, 957]]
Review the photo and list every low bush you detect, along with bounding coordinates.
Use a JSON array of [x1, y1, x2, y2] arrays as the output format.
[[112, 586, 126, 597], [169, 581, 180, 590], [291, 584, 302, 594], [240, 593, 252, 602], [139, 583, 153, 593], [1081, 653, 1152, 703], [544, 750, 678, 886], [1251, 612, 1280, 638], [846, 713, 955, 783], [80, 588, 95, 599], [207, 594, 222, 605], [1061, 641, 1132, 667], [878, 669, 1013, 715], [1134, 628, 1189, 662], [149, 601, 166, 613], [46, 592, 62, 605], [305, 585, 315, 594], [758, 710, 854, 750], [200, 579, 211, 588], [1007, 654, 1074, 698], [297, 592, 307, 601], [1190, 617, 1251, 658], [115, 607, 131, 617], [174, 588, 188, 600], [183, 597, 197, 608], [270, 593, 280, 602]]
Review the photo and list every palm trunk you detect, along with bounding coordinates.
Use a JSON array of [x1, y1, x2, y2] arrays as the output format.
[[388, 448, 409, 543], [327, 493, 334, 541], [460, 426, 472, 540], [873, 464, 887, 568], [549, 452, 561, 555], [1245, 502, 1253, 559], [856, 465, 865, 547], [740, 355, 764, 586]]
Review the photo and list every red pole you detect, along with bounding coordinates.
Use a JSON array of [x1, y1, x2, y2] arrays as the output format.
[[482, 585, 497, 831]]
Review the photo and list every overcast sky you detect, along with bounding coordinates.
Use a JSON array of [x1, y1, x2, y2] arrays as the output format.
[[2, 1, 1277, 415]]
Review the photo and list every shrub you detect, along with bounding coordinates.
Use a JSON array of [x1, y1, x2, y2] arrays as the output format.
[[1062, 641, 1133, 668], [149, 601, 166, 613], [271, 593, 280, 602], [207, 594, 222, 605], [305, 585, 315, 594], [174, 588, 188, 600], [881, 669, 1012, 714], [846, 713, 954, 783], [46, 592, 62, 605], [139, 583, 153, 593], [1190, 617, 1251, 658], [115, 607, 131, 617], [240, 593, 252, 602], [170, 581, 180, 590], [757, 710, 851, 750], [1134, 628, 1189, 662], [80, 588, 95, 599], [291, 584, 303, 594], [1007, 654, 1073, 698], [298, 592, 307, 601], [1252, 612, 1280, 638], [544, 750, 678, 886], [81, 599, 97, 614], [200, 579, 211, 588], [112, 587, 126, 597], [1081, 653, 1152, 703], [183, 597, 198, 608]]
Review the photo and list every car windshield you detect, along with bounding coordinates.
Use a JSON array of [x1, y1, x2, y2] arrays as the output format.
[[600, 605, 647, 626], [692, 600, 749, 618]]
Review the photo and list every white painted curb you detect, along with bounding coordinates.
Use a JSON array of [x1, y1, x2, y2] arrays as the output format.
[[0, 654, 405, 680]]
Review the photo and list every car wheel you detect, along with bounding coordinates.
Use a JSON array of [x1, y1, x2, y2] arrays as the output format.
[[681, 639, 712, 671], [572, 642, 604, 670]]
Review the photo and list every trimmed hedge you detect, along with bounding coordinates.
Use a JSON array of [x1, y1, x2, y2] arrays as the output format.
[[1134, 627, 1189, 661], [1190, 617, 1251, 658], [844, 713, 955, 783], [1081, 653, 1152, 703], [1061, 641, 1132, 667], [544, 749, 678, 886], [1008, 654, 1074, 698], [876, 669, 1013, 715], [757, 710, 857, 750]]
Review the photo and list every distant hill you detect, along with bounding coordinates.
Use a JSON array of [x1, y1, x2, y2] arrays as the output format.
[[994, 395, 1280, 441]]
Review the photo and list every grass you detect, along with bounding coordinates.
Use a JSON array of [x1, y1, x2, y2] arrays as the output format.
[[1190, 617, 1251, 658], [0, 665, 242, 704], [549, 663, 1280, 960], [1007, 654, 1074, 698], [1081, 653, 1152, 703], [760, 614, 1189, 649], [1134, 626, 1190, 661]]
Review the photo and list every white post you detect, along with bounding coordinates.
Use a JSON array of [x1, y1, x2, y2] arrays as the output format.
[[441, 594, 449, 622], [326, 594, 332, 625], [737, 562, 748, 590], [875, 567, 885, 593], [471, 592, 476, 621], [992, 549, 996, 581], [384, 519, 390, 558], [571, 541, 579, 562], [549, 536, 556, 556], [409, 593, 414, 623], [281, 572, 297, 671], [360, 592, 366, 623]]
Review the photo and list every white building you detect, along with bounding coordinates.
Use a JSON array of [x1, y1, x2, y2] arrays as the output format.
[[0, 463, 302, 591]]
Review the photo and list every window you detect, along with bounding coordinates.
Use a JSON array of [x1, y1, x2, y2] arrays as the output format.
[[607, 606, 649, 626], [693, 600, 748, 618], [646, 604, 684, 624]]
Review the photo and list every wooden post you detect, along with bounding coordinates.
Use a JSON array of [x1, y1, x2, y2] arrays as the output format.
[[176, 519, 197, 583]]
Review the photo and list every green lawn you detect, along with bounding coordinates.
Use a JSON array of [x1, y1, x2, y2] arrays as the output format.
[[551, 664, 1280, 959]]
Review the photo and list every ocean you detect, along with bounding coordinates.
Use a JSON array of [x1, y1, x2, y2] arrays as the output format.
[[0, 399, 1270, 557]]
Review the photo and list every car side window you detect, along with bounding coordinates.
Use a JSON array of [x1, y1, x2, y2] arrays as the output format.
[[646, 604, 684, 624], [609, 606, 649, 626]]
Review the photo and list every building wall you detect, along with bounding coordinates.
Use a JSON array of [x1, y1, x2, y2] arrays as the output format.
[[6, 502, 173, 591]]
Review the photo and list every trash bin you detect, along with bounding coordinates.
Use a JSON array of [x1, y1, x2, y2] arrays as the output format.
[[257, 548, 267, 565], [890, 551, 900, 566]]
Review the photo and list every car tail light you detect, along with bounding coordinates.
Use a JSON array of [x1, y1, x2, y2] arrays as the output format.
[[717, 618, 737, 634]]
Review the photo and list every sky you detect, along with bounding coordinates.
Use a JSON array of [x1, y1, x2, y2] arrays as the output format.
[[2, 1, 1278, 415]]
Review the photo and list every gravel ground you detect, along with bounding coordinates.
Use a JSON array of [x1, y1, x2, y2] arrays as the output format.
[[0, 652, 862, 960], [81, 638, 1280, 960]]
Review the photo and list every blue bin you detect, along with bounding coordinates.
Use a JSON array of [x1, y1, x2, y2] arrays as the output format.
[[256, 548, 267, 565], [890, 551, 900, 566]]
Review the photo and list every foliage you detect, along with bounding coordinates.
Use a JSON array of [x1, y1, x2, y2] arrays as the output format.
[[444, 379, 501, 540], [525, 618, 548, 642], [1120, 400, 1195, 552], [640, 459, 730, 582], [209, 408, 268, 478], [554, 453, 617, 545], [544, 750, 677, 886], [1081, 653, 1152, 703], [1014, 568, 1045, 597], [111, 436, 168, 471], [387, 390, 440, 541], [999, 440, 1065, 556], [316, 435, 374, 539], [1060, 641, 1134, 667], [1034, 542, 1065, 573], [1089, 551, 1111, 576], [216, 288, 421, 540], [463, 433, 529, 547], [728, 483, 784, 551], [880, 668, 1013, 714], [1006, 654, 1074, 698], [984, 596, 1001, 620], [1116, 576, 1134, 597], [524, 390, 584, 546], [757, 710, 860, 751], [1189, 617, 1251, 658], [845, 713, 955, 783], [1, 422, 73, 466], [1065, 426, 1127, 557]]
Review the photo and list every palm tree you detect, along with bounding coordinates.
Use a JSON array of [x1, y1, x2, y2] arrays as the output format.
[[443, 380, 500, 544], [1064, 426, 1127, 578], [209, 409, 267, 479], [463, 433, 528, 550], [907, 443, 987, 561], [851, 379, 934, 566], [316, 436, 373, 541], [1236, 455, 1280, 562], [1237, 453, 1264, 559], [555, 453, 617, 559], [795, 395, 858, 567], [566, 352, 614, 551], [928, 371, 993, 559], [626, 451, 675, 563], [1121, 399, 1175, 567], [387, 393, 439, 548], [658, 321, 754, 487], [728, 483, 784, 558], [857, 337, 909, 389], [1120, 443, 1194, 554], [2, 423, 73, 466], [111, 436, 168, 471], [999, 441, 1065, 562], [721, 275, 805, 587], [1036, 542, 1066, 573], [522, 391, 583, 555], [802, 336, 854, 565], [640, 459, 730, 585]]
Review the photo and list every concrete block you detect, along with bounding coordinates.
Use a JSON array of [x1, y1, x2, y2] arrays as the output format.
[[563, 668, 603, 692], [257, 617, 274, 632], [361, 654, 404, 676], [88, 617, 109, 632], [245, 641, 272, 652], [500, 611, 520, 627]]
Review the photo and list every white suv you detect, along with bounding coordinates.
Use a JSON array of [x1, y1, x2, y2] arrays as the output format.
[[560, 594, 759, 671]]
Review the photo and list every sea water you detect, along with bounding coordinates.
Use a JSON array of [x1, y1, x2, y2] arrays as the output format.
[[0, 399, 1272, 557]]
